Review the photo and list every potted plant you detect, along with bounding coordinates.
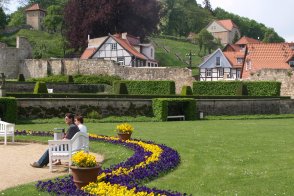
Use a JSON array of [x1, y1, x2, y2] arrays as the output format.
[[70, 151, 101, 189], [115, 123, 134, 140]]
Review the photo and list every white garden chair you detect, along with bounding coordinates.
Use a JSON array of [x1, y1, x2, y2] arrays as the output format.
[[0, 120, 15, 145], [48, 132, 89, 172]]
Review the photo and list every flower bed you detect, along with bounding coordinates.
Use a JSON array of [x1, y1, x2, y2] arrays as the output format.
[[15, 130, 185, 196]]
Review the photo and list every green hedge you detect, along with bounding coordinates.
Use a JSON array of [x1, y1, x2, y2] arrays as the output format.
[[181, 86, 193, 96], [0, 97, 17, 123], [152, 98, 196, 121], [243, 81, 281, 96], [193, 81, 243, 96], [113, 80, 176, 95], [193, 81, 281, 96], [33, 82, 48, 94]]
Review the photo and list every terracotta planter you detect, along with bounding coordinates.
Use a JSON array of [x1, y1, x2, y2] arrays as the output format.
[[70, 165, 101, 189], [117, 132, 132, 141]]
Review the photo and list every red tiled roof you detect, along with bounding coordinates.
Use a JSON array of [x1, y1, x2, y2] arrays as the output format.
[[242, 43, 292, 79], [217, 19, 238, 31], [112, 34, 147, 60], [235, 36, 261, 45], [223, 44, 242, 52], [80, 48, 97, 59], [26, 3, 45, 12], [223, 51, 245, 68]]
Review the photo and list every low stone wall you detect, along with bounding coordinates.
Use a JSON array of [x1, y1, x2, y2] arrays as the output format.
[[21, 59, 194, 93], [16, 98, 294, 119], [6, 82, 110, 93], [17, 98, 153, 119]]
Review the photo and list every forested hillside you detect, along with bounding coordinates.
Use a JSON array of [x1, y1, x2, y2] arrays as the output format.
[[0, 0, 285, 62]]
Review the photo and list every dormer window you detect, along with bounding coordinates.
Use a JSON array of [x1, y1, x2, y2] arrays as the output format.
[[289, 60, 294, 67], [237, 58, 243, 64], [246, 60, 252, 70], [216, 57, 221, 66]]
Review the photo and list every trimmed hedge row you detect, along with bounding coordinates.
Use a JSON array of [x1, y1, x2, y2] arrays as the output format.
[[33, 82, 48, 94], [193, 81, 243, 96], [242, 81, 281, 96], [0, 97, 17, 123], [152, 98, 196, 121], [113, 80, 176, 95], [193, 81, 281, 96]]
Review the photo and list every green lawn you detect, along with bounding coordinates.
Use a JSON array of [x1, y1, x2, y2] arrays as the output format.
[[2, 119, 294, 195]]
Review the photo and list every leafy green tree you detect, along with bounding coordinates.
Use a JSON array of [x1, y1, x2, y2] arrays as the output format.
[[202, 0, 213, 15], [262, 28, 285, 43], [0, 7, 6, 29], [43, 5, 63, 33], [8, 8, 25, 27], [197, 29, 216, 54], [232, 32, 240, 43]]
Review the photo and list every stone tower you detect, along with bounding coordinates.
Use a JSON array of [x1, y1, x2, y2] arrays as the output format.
[[25, 4, 46, 30]]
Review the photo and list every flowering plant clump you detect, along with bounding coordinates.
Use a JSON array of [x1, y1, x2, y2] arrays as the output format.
[[72, 151, 97, 167], [115, 123, 134, 134]]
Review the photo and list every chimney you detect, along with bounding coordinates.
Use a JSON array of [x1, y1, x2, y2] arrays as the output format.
[[122, 32, 127, 40], [88, 34, 90, 41]]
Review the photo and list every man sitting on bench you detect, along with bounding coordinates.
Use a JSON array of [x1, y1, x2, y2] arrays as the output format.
[[30, 113, 80, 168]]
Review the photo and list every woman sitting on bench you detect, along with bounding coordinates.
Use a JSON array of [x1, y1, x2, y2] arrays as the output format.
[[30, 113, 80, 168]]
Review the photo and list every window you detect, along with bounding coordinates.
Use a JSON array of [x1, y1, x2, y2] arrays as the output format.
[[151, 48, 153, 58], [236, 69, 241, 78], [216, 57, 221, 66], [237, 58, 243, 64], [117, 57, 124, 65], [218, 68, 224, 77], [206, 69, 212, 77], [111, 43, 117, 50], [289, 61, 294, 67]]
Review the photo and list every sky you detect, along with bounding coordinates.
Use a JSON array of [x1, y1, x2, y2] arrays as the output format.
[[210, 0, 294, 42], [4, 0, 294, 42]]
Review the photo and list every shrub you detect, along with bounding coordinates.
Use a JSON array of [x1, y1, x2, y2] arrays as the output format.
[[113, 80, 176, 95], [33, 82, 48, 94], [193, 81, 243, 96], [152, 98, 196, 121], [67, 75, 74, 83], [113, 81, 128, 94], [0, 97, 17, 123], [18, 74, 25, 82], [181, 86, 193, 96], [242, 81, 281, 96]]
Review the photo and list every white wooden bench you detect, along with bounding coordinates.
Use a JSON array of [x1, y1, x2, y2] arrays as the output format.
[[0, 120, 15, 145], [167, 115, 185, 121], [48, 132, 89, 172]]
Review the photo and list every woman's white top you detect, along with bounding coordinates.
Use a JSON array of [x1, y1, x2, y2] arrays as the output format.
[[78, 124, 87, 133]]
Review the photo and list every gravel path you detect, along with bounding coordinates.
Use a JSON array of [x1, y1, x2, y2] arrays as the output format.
[[0, 142, 104, 191]]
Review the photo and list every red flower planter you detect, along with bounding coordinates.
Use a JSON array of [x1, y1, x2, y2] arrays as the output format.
[[117, 133, 132, 141], [70, 165, 101, 189]]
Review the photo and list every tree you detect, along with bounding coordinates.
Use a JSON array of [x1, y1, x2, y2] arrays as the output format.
[[232, 32, 240, 44], [7, 8, 25, 27], [197, 29, 217, 54], [63, 0, 161, 51], [202, 0, 213, 15], [43, 5, 63, 33], [0, 7, 6, 29], [262, 28, 285, 43]]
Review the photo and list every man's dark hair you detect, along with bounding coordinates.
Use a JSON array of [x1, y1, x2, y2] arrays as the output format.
[[65, 113, 75, 123]]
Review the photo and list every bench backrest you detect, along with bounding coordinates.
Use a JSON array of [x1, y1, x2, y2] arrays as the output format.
[[0, 121, 15, 133], [71, 132, 89, 153]]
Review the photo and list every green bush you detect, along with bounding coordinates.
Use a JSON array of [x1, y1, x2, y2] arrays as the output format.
[[0, 98, 17, 123], [113, 81, 128, 94], [243, 81, 281, 96], [67, 75, 74, 83], [86, 110, 101, 119], [27, 74, 121, 85], [152, 98, 196, 121], [113, 80, 176, 95], [18, 74, 25, 82], [181, 86, 193, 96], [33, 82, 48, 94], [193, 81, 243, 96]]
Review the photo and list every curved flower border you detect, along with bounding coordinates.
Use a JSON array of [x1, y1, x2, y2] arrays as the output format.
[[15, 130, 186, 196]]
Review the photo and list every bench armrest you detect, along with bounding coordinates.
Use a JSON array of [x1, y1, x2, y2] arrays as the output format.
[[48, 140, 71, 145]]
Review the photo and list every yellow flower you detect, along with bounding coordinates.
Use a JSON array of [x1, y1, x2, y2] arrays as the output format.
[[115, 123, 134, 134], [72, 151, 97, 167]]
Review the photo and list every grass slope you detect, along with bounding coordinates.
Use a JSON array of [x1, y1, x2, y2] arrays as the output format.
[[1, 119, 294, 195], [0, 29, 66, 58]]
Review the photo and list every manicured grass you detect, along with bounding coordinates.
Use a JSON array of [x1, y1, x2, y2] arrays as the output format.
[[2, 119, 294, 195]]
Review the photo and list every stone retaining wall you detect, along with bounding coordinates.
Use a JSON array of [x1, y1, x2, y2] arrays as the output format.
[[16, 98, 294, 119], [21, 59, 194, 93]]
